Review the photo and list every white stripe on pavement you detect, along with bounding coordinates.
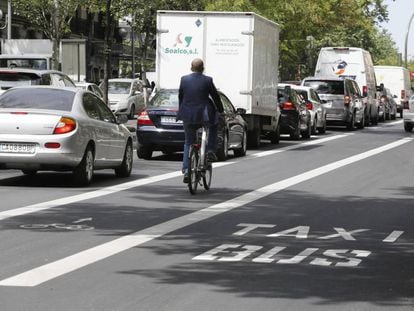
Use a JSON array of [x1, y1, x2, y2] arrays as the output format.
[[0, 137, 410, 287], [0, 134, 349, 222]]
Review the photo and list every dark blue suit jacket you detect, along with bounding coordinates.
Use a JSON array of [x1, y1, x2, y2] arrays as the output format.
[[178, 72, 224, 124]]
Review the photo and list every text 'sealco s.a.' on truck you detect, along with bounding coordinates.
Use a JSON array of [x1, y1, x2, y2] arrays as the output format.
[[156, 11, 281, 148]]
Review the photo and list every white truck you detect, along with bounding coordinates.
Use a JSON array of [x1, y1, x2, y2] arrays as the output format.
[[156, 10, 281, 147], [0, 39, 86, 82], [314, 47, 379, 125], [374, 66, 412, 118]]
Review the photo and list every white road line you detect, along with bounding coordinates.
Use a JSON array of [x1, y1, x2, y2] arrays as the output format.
[[0, 137, 410, 287], [0, 134, 349, 222]]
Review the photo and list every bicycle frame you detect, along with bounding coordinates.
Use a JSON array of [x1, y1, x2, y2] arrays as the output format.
[[188, 125, 212, 194]]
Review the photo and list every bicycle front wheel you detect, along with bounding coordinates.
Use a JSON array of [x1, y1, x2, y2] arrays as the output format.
[[188, 147, 199, 195], [203, 163, 212, 190]]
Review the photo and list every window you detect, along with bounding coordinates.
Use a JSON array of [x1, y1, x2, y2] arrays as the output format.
[[220, 94, 234, 114], [0, 88, 74, 110], [95, 96, 116, 123], [83, 93, 100, 120]]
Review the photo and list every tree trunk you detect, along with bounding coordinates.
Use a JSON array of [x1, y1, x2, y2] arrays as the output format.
[[52, 38, 60, 70]]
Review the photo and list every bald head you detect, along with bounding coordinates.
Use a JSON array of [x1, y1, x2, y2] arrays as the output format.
[[191, 58, 204, 73]]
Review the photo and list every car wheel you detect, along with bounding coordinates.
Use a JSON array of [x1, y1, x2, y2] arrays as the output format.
[[234, 128, 247, 157], [404, 123, 413, 132], [400, 110, 403, 118], [311, 117, 317, 135], [115, 142, 133, 177], [217, 131, 228, 161], [301, 120, 311, 139], [128, 104, 135, 120], [391, 113, 396, 120], [269, 122, 280, 144], [73, 146, 94, 186], [346, 113, 355, 130], [356, 113, 365, 129], [318, 116, 327, 134], [290, 119, 301, 140], [137, 144, 153, 160], [22, 169, 37, 176], [371, 111, 378, 125]]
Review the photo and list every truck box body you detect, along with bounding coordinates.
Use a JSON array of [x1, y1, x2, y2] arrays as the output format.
[[374, 65, 412, 114], [156, 11, 280, 146], [0, 39, 86, 82]]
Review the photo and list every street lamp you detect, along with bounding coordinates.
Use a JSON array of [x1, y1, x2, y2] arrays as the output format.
[[404, 12, 414, 68], [0, 0, 12, 39]]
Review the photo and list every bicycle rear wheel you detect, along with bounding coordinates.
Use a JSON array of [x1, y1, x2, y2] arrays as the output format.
[[188, 147, 199, 194], [202, 163, 212, 190]]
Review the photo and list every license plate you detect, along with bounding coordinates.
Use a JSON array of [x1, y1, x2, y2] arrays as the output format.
[[161, 116, 182, 124], [0, 143, 36, 154]]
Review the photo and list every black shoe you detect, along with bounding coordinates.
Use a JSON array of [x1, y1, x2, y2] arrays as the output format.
[[207, 152, 217, 162], [183, 173, 189, 183]]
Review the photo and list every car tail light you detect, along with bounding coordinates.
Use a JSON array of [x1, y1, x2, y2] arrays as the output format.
[[401, 90, 405, 99], [137, 110, 154, 126], [281, 102, 296, 110], [45, 142, 61, 149], [306, 101, 313, 110], [344, 95, 351, 106], [53, 117, 76, 134]]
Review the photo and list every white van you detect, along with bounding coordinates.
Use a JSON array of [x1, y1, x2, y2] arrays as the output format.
[[374, 66, 412, 118], [314, 47, 378, 125]]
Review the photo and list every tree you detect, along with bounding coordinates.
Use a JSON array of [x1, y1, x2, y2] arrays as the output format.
[[12, 0, 82, 70]]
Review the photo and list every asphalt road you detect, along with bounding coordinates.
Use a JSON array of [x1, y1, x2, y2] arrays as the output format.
[[0, 119, 413, 311]]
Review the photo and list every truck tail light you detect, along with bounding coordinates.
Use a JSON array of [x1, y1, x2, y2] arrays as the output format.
[[53, 117, 76, 134], [137, 110, 154, 126], [344, 95, 351, 107], [306, 101, 313, 110]]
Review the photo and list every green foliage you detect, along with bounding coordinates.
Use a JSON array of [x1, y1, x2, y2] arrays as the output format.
[[12, 0, 83, 69], [205, 0, 399, 80]]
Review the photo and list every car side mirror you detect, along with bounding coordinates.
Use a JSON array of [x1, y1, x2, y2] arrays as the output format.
[[236, 108, 246, 115], [117, 114, 128, 124], [320, 99, 328, 104]]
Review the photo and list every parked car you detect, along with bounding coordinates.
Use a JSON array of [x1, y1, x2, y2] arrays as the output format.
[[403, 95, 414, 132], [302, 77, 365, 130], [277, 84, 311, 140], [75, 81, 104, 99], [291, 85, 327, 134], [0, 86, 134, 185], [385, 87, 398, 120], [0, 68, 76, 95], [102, 78, 148, 119], [136, 89, 247, 160]]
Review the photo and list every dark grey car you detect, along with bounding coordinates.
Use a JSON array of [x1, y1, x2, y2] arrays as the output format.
[[302, 77, 365, 130]]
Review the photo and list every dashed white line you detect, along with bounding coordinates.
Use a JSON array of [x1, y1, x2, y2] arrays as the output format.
[[0, 137, 410, 287]]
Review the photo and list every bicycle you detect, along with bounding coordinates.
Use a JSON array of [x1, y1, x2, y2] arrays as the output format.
[[188, 125, 212, 195]]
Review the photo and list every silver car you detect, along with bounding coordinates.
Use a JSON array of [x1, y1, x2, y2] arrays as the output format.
[[291, 85, 327, 134], [0, 86, 134, 185], [102, 78, 148, 119]]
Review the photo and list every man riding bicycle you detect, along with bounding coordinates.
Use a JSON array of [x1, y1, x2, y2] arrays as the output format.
[[177, 58, 224, 183]]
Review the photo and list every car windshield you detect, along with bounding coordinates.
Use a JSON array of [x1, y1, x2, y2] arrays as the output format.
[[303, 80, 344, 95], [295, 89, 309, 100], [0, 58, 48, 70], [148, 90, 179, 108], [107, 82, 131, 94], [0, 88, 75, 111], [0, 72, 42, 91]]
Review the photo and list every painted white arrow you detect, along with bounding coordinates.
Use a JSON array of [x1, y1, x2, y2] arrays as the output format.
[[72, 218, 92, 224]]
